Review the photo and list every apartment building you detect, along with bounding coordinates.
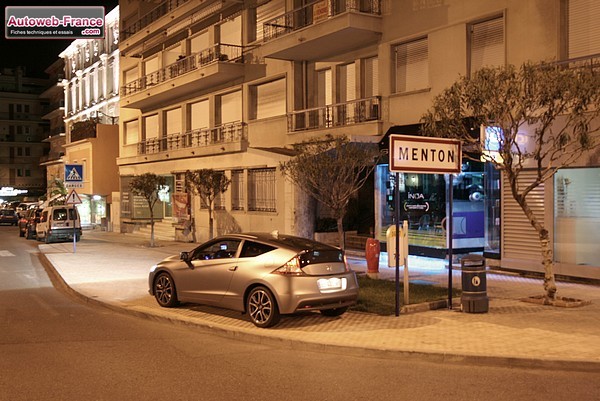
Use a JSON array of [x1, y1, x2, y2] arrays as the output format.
[[59, 6, 120, 228], [39, 59, 67, 198], [0, 67, 50, 202], [118, 0, 599, 279]]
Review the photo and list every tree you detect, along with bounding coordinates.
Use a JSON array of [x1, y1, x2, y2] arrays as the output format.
[[280, 135, 380, 250], [129, 173, 166, 247], [185, 169, 230, 240], [421, 60, 600, 302], [46, 177, 68, 205]]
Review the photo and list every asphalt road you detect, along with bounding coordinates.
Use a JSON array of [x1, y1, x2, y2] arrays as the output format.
[[0, 225, 597, 401]]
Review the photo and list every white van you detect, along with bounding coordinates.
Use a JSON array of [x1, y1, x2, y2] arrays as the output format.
[[36, 205, 82, 243]]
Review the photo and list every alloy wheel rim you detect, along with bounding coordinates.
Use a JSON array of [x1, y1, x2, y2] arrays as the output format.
[[249, 290, 272, 324], [156, 275, 173, 304]]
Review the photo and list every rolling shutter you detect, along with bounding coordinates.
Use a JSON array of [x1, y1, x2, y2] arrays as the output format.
[[502, 171, 544, 262], [395, 37, 429, 93], [470, 17, 505, 73], [256, 0, 285, 42], [568, 0, 600, 58]]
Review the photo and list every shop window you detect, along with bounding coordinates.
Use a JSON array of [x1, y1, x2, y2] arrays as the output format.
[[554, 168, 600, 266]]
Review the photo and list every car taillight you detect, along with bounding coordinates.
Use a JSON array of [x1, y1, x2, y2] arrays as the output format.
[[273, 256, 305, 276]]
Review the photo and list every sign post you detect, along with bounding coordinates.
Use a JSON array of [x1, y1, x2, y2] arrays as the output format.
[[389, 134, 461, 312], [66, 189, 82, 253]]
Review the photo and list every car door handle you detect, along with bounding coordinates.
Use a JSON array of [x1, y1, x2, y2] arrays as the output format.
[[229, 266, 238, 271]]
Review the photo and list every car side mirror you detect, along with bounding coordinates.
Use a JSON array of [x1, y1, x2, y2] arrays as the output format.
[[180, 251, 190, 262]]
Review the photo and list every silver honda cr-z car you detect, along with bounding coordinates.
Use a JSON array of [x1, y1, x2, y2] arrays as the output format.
[[149, 232, 359, 328]]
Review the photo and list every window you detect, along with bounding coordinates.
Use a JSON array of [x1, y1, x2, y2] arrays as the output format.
[[253, 78, 286, 119], [218, 90, 242, 125], [165, 108, 181, 137], [192, 239, 241, 260], [363, 57, 379, 98], [253, 0, 285, 42], [248, 168, 276, 212], [144, 114, 159, 140], [189, 100, 209, 131], [568, 0, 600, 58], [554, 168, 600, 266], [231, 169, 244, 210], [124, 119, 139, 145], [394, 37, 429, 93], [469, 17, 504, 74], [317, 69, 332, 107], [240, 241, 275, 258]]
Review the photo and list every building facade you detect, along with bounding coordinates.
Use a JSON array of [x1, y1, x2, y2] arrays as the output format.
[[39, 58, 67, 201], [0, 67, 50, 203], [59, 6, 120, 228], [117, 0, 600, 279]]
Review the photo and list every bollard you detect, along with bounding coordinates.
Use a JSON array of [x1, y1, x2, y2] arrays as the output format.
[[460, 254, 489, 313], [365, 238, 380, 279]]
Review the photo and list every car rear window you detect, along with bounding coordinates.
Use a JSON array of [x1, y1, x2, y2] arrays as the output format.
[[299, 250, 344, 267], [53, 208, 78, 221], [1, 210, 15, 216]]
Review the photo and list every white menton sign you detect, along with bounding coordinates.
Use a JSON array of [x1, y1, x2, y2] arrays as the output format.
[[389, 134, 462, 174]]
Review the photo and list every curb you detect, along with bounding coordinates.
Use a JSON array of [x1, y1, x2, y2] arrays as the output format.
[[37, 251, 600, 373]]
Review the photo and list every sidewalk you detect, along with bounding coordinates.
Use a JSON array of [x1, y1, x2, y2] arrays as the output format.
[[38, 229, 600, 371]]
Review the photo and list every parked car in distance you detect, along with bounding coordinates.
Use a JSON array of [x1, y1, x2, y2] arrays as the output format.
[[36, 205, 82, 243], [0, 209, 19, 226], [19, 208, 42, 239], [149, 232, 359, 328]]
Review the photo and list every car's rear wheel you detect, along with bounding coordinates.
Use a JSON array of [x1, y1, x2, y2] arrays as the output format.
[[247, 287, 280, 328], [154, 272, 179, 307], [320, 306, 348, 317]]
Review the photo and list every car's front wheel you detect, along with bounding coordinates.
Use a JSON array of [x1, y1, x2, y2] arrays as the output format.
[[154, 272, 179, 307], [320, 306, 348, 317], [247, 286, 280, 328]]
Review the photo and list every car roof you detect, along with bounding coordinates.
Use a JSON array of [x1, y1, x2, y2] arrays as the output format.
[[215, 232, 341, 252]]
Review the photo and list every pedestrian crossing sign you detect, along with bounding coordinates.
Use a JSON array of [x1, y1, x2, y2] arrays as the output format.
[[65, 164, 83, 188]]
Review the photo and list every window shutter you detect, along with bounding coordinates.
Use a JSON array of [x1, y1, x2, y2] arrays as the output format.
[[364, 57, 379, 97], [470, 17, 505, 73], [502, 171, 543, 262], [190, 100, 209, 130], [395, 38, 429, 93], [165, 108, 181, 136], [144, 114, 159, 139], [256, 1, 285, 42], [220, 91, 242, 124], [257, 78, 286, 119], [568, 0, 600, 58]]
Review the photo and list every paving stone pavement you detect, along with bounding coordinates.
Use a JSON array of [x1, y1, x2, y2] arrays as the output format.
[[38, 229, 600, 371]]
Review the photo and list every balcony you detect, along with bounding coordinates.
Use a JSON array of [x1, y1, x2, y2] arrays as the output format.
[[121, 0, 240, 54], [121, 44, 263, 110], [261, 0, 382, 61], [556, 52, 600, 70], [137, 122, 247, 159], [288, 96, 381, 134]]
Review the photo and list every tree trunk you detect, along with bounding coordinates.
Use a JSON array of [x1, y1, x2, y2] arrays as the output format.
[[148, 201, 155, 247], [336, 216, 345, 250], [513, 191, 557, 301], [539, 228, 557, 302], [208, 204, 214, 240]]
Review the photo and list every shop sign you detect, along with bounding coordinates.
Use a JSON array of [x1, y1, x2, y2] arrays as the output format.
[[389, 134, 462, 174], [0, 187, 28, 196]]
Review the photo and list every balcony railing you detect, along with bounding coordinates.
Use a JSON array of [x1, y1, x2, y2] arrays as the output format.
[[555, 53, 600, 71], [263, 0, 381, 42], [137, 121, 246, 155], [121, 44, 245, 97], [288, 96, 381, 132], [122, 0, 190, 40]]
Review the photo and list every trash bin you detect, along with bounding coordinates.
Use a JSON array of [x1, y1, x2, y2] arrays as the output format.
[[365, 238, 380, 278], [460, 254, 489, 313]]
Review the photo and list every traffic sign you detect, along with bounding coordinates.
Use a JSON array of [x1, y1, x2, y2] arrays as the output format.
[[389, 134, 462, 174], [66, 189, 82, 205], [65, 164, 84, 188]]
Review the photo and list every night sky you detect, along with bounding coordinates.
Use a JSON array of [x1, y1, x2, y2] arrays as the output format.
[[2, 0, 119, 77]]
